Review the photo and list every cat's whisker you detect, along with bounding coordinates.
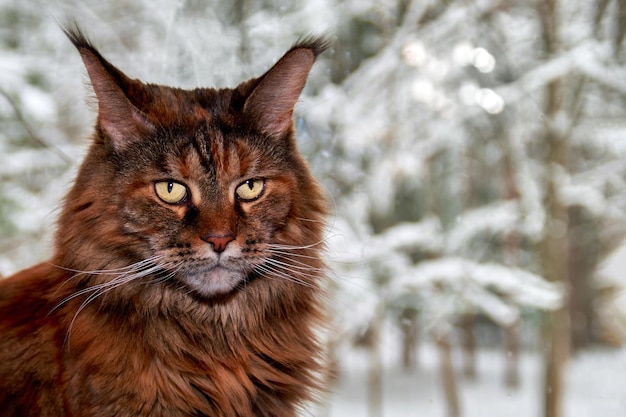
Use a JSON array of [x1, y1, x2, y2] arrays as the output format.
[[267, 239, 328, 251], [51, 256, 166, 294], [264, 256, 320, 273], [265, 257, 325, 275], [142, 266, 181, 286], [80, 263, 168, 296], [269, 249, 383, 295], [267, 248, 323, 263], [254, 264, 317, 290], [266, 257, 384, 309], [63, 259, 186, 348], [51, 255, 164, 276], [295, 216, 326, 224], [271, 258, 385, 304], [267, 249, 321, 260], [70, 267, 167, 318], [267, 241, 323, 250], [65, 280, 133, 348], [261, 260, 322, 284], [52, 256, 170, 313]]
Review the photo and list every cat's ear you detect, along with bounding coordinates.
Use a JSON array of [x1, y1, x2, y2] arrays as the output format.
[[243, 37, 330, 138], [63, 23, 153, 149]]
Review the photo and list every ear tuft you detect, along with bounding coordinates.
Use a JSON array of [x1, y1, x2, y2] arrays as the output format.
[[63, 21, 153, 149], [290, 36, 332, 59], [243, 36, 330, 138], [61, 20, 96, 52]]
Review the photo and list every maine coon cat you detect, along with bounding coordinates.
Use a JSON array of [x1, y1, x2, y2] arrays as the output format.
[[0, 24, 329, 417]]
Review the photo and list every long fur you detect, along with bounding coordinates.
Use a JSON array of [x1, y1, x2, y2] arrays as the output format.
[[0, 25, 330, 417]]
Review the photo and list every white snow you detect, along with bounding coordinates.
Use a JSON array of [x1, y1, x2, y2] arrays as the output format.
[[390, 258, 561, 326], [315, 331, 626, 417], [446, 201, 524, 254]]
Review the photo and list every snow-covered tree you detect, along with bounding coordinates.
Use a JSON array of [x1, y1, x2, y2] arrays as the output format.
[[3, 1, 626, 417], [315, 1, 626, 416]]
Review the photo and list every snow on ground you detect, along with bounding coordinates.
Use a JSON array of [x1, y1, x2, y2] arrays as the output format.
[[315, 326, 626, 417], [565, 348, 626, 417], [323, 343, 541, 417]]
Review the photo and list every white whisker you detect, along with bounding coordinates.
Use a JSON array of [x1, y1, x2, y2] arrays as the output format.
[[264, 258, 324, 276], [267, 242, 381, 296], [267, 237, 329, 251], [267, 249, 321, 260], [55, 257, 183, 349], [262, 259, 323, 283], [255, 264, 318, 290], [295, 216, 326, 224], [51, 255, 164, 277], [51, 256, 168, 312]]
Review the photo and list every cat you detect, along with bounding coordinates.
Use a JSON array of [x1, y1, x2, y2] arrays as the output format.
[[0, 23, 330, 417]]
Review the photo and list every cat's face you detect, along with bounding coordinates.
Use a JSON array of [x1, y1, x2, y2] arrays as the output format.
[[115, 105, 312, 297], [57, 28, 328, 299]]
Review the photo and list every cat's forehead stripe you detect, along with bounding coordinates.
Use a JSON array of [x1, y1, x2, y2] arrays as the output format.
[[209, 130, 245, 181], [210, 132, 226, 174], [227, 144, 241, 177]]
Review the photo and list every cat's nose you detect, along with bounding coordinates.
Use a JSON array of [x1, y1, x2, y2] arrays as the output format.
[[202, 234, 235, 253]]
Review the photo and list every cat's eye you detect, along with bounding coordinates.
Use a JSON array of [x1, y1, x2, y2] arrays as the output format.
[[236, 178, 265, 202], [155, 181, 188, 204]]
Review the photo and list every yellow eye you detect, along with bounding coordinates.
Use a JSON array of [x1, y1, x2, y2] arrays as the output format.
[[155, 181, 187, 204], [236, 178, 265, 201]]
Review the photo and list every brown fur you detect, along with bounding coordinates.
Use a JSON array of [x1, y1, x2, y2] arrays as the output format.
[[0, 24, 329, 417]]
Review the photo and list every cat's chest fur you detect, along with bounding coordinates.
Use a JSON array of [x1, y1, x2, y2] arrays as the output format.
[[61, 292, 303, 417], [1, 265, 318, 417]]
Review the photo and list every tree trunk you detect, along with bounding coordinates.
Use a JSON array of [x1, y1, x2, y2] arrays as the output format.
[[541, 307, 570, 417], [539, 77, 571, 417], [436, 331, 461, 417], [539, 131, 570, 417], [400, 308, 420, 371], [503, 320, 521, 389], [537, 2, 571, 417], [459, 314, 477, 380], [367, 310, 384, 417], [568, 207, 602, 351]]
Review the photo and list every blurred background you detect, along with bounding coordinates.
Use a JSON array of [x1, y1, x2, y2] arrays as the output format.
[[1, 1, 626, 416]]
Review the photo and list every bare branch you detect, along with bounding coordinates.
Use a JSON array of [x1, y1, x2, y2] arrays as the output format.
[[0, 87, 72, 165]]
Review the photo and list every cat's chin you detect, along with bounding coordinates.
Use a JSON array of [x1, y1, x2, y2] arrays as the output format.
[[179, 266, 245, 298]]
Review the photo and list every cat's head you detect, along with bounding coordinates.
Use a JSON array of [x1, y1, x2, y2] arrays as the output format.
[[55, 25, 329, 299]]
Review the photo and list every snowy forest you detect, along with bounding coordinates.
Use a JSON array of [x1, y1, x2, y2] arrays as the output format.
[[1, 0, 626, 416]]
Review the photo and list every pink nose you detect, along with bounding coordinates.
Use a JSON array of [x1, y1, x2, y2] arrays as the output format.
[[202, 234, 235, 253]]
